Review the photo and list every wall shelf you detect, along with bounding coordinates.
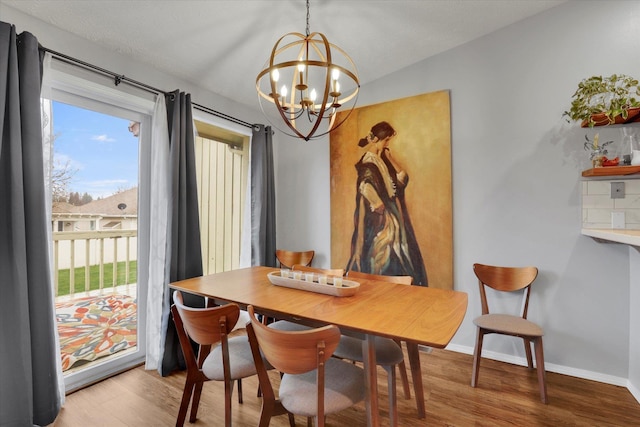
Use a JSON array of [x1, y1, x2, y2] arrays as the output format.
[[582, 165, 640, 177], [582, 228, 640, 246]]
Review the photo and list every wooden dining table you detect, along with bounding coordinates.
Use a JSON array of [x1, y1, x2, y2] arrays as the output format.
[[170, 266, 468, 427]]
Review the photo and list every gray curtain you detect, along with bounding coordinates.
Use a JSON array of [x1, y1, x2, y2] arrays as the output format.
[[159, 90, 204, 376], [250, 125, 277, 267], [0, 22, 61, 426]]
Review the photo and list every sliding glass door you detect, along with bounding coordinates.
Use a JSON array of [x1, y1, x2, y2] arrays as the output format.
[[43, 63, 154, 392]]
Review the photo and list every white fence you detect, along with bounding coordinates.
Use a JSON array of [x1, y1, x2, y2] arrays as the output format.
[[52, 230, 137, 297]]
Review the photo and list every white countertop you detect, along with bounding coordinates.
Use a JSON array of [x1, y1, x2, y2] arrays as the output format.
[[581, 228, 640, 246]]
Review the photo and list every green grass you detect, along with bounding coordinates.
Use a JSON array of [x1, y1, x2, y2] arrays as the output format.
[[56, 261, 137, 296]]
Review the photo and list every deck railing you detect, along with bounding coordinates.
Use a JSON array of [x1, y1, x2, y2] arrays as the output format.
[[52, 230, 137, 299]]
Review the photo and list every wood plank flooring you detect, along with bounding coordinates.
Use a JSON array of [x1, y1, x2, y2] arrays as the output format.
[[49, 347, 640, 426]]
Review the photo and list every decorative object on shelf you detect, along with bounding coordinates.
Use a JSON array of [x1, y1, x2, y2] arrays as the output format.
[[621, 127, 640, 165], [602, 156, 619, 167], [584, 133, 614, 167], [563, 74, 640, 128], [256, 0, 359, 141]]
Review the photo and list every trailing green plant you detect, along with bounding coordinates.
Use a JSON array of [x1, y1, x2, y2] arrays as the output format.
[[563, 74, 640, 127]]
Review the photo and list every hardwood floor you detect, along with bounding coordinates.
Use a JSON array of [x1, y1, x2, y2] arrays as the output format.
[[49, 347, 640, 426]]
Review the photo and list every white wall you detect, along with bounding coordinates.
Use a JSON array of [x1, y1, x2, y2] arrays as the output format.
[[275, 0, 640, 391]]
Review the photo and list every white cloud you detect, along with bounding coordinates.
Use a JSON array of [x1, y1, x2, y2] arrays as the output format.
[[92, 134, 116, 142]]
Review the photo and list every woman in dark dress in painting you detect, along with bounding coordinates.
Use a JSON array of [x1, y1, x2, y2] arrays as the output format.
[[346, 121, 428, 286]]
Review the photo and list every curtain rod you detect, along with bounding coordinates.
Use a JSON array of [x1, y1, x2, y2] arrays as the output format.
[[40, 47, 254, 129]]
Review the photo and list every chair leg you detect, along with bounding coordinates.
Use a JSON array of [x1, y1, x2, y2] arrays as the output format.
[[177, 379, 195, 426], [384, 365, 399, 426], [257, 391, 289, 427], [224, 379, 233, 427], [237, 378, 243, 404], [257, 401, 274, 427], [188, 380, 204, 423], [534, 337, 548, 404], [523, 338, 534, 369], [394, 340, 411, 399], [471, 328, 484, 388]]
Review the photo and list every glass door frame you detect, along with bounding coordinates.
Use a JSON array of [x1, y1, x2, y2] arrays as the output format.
[[44, 62, 154, 392]]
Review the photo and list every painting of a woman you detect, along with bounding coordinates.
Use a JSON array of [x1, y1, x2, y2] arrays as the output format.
[[330, 90, 451, 290], [346, 121, 428, 286]]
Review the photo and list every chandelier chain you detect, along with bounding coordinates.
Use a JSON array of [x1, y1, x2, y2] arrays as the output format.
[[305, 0, 310, 36]]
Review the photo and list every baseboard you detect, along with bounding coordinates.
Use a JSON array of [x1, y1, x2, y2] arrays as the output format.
[[628, 380, 640, 403], [445, 343, 636, 402]]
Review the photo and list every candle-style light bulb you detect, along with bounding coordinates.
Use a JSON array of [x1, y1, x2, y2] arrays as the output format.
[[280, 85, 288, 98], [310, 88, 317, 102], [331, 68, 341, 95], [296, 59, 306, 89], [271, 68, 279, 82]]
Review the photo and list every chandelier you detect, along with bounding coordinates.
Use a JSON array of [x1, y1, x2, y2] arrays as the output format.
[[256, 0, 360, 141]]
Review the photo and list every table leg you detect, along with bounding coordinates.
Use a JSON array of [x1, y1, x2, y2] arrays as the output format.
[[362, 334, 379, 427], [406, 343, 425, 418]]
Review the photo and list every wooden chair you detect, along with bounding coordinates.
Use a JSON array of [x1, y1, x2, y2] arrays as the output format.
[[471, 263, 548, 403], [275, 249, 315, 269], [332, 271, 413, 426], [171, 290, 261, 426], [246, 305, 365, 427]]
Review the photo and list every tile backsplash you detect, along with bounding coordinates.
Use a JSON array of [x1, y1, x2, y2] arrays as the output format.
[[582, 178, 640, 229]]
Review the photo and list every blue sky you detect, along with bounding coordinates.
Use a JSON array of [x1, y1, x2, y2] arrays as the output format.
[[52, 101, 139, 199]]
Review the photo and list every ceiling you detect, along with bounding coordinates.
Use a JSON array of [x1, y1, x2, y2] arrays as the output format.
[[2, 0, 566, 110]]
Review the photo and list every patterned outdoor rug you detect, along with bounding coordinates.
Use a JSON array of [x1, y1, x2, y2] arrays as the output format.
[[56, 294, 137, 371]]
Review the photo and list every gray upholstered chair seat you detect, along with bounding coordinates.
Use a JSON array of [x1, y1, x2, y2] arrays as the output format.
[[268, 320, 313, 332], [279, 358, 365, 417], [203, 335, 258, 380], [333, 335, 404, 366]]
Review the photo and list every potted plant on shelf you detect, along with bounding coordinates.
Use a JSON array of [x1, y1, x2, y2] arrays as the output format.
[[584, 133, 615, 167], [563, 74, 640, 127]]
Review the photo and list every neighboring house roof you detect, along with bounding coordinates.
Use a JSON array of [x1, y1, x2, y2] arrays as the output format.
[[51, 201, 77, 213], [52, 187, 138, 216]]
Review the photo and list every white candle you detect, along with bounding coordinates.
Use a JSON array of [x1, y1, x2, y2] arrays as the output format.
[[333, 276, 343, 288]]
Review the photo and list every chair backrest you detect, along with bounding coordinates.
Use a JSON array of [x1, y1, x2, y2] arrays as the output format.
[[347, 270, 413, 285], [473, 263, 538, 318], [246, 305, 341, 422], [276, 249, 315, 269], [292, 264, 344, 277], [247, 305, 340, 373], [172, 290, 240, 347]]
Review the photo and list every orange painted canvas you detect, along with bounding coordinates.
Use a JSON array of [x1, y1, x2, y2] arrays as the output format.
[[330, 91, 452, 289]]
